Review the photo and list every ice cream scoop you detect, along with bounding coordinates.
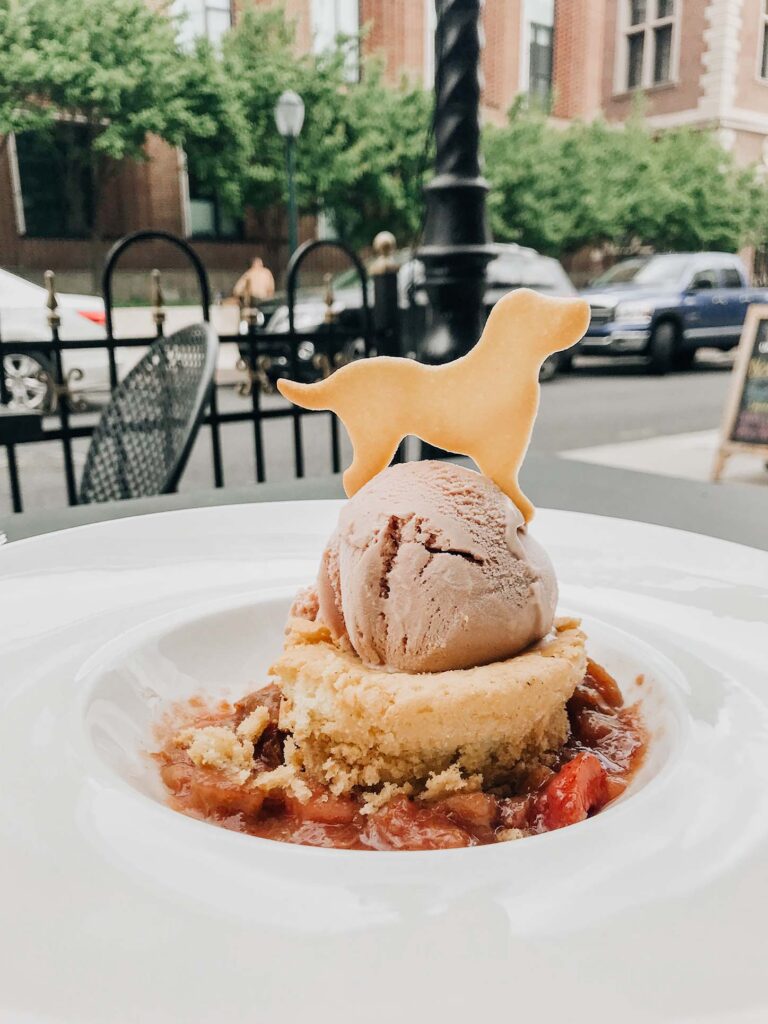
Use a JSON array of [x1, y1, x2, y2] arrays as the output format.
[[316, 461, 557, 673]]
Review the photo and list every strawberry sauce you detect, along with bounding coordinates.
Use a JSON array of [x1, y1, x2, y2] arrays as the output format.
[[156, 660, 646, 851]]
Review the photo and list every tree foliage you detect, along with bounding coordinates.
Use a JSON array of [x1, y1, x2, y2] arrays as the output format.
[[484, 104, 768, 255], [209, 7, 432, 250], [19, 0, 193, 160], [0, 0, 51, 144], [3, 0, 766, 263]]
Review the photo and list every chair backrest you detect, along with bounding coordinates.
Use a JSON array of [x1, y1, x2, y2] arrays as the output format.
[[79, 322, 218, 504]]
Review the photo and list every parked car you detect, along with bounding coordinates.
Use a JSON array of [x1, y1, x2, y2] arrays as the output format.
[[1, 271, 247, 411], [250, 243, 577, 385], [0, 268, 107, 411], [577, 252, 768, 373]]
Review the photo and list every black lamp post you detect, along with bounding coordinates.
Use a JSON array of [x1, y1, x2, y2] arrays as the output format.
[[418, 0, 493, 366], [274, 89, 305, 256]]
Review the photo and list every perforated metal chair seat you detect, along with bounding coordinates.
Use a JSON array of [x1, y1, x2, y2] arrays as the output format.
[[79, 322, 218, 504]]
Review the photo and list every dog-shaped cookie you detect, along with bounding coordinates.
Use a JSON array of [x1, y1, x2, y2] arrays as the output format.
[[277, 288, 590, 521]]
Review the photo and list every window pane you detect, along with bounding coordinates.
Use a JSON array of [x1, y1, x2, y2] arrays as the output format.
[[217, 206, 239, 239], [627, 31, 645, 88], [691, 270, 718, 289], [310, 0, 359, 81], [174, 0, 205, 47], [16, 125, 93, 238], [762, 26, 768, 79], [529, 23, 553, 104], [653, 23, 672, 82], [205, 6, 231, 45], [190, 198, 216, 237], [630, 0, 647, 26], [657, 0, 674, 17], [721, 268, 742, 288]]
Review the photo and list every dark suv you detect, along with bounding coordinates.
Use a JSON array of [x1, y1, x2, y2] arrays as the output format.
[[578, 252, 768, 373], [246, 244, 577, 384]]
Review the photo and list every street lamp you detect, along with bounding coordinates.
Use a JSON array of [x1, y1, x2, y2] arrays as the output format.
[[274, 89, 305, 257]]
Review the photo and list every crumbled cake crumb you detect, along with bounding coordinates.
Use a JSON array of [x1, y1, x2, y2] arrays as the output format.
[[360, 782, 414, 815], [273, 616, 586, 795], [555, 615, 581, 632], [421, 765, 482, 802], [175, 725, 254, 783], [236, 706, 270, 744], [557, 614, 581, 630], [496, 828, 525, 843], [255, 764, 312, 803]]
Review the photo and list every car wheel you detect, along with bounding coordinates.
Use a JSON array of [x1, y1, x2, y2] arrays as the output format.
[[646, 321, 676, 375], [539, 353, 560, 382], [3, 353, 55, 412], [558, 352, 574, 373]]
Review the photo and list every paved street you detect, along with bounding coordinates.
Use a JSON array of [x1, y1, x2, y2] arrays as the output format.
[[2, 347, 749, 516]]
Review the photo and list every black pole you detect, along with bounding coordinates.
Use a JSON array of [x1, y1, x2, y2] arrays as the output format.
[[286, 136, 298, 256], [418, 0, 493, 368]]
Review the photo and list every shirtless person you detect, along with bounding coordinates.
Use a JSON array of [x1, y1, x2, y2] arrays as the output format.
[[233, 257, 275, 304]]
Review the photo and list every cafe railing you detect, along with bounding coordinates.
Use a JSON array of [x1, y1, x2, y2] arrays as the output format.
[[0, 230, 401, 514]]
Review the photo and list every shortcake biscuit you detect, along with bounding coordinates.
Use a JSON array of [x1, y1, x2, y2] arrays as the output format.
[[272, 616, 586, 795]]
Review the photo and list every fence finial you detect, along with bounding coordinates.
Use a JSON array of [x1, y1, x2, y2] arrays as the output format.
[[44, 270, 60, 329], [151, 268, 166, 329], [371, 231, 397, 275]]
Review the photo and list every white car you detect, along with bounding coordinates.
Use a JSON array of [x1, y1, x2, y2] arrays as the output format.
[[0, 268, 107, 411], [1, 271, 245, 412]]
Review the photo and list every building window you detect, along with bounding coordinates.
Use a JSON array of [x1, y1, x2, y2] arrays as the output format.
[[175, 0, 232, 48], [622, 0, 676, 92], [310, 0, 359, 82], [15, 124, 93, 239], [760, 0, 768, 80], [529, 23, 554, 103], [187, 167, 242, 240]]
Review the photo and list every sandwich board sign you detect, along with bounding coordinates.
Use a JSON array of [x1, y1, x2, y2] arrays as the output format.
[[712, 304, 768, 481]]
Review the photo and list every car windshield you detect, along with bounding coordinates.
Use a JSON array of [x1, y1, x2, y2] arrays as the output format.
[[486, 253, 573, 292], [331, 249, 572, 294], [592, 255, 692, 287]]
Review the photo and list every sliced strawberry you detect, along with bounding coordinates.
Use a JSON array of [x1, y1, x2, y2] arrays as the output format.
[[535, 752, 608, 831], [362, 796, 472, 851], [283, 787, 359, 825], [435, 792, 499, 832], [161, 760, 265, 817]]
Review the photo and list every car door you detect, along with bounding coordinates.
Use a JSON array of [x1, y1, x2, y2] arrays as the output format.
[[681, 267, 720, 344], [717, 265, 752, 341]]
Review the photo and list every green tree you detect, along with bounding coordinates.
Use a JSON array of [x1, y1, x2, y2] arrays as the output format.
[[484, 104, 768, 257], [6, 0, 201, 279], [313, 64, 432, 249], [177, 35, 253, 217], [0, 0, 51, 153], [220, 7, 432, 252]]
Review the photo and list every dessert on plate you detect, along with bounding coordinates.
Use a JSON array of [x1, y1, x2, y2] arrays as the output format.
[[156, 289, 647, 850]]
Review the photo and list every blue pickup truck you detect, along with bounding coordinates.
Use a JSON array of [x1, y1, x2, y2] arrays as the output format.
[[576, 252, 768, 373]]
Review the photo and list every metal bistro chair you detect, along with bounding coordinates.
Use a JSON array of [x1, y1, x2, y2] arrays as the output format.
[[79, 322, 218, 504]]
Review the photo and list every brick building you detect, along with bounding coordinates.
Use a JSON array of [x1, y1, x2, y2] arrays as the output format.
[[2, 0, 768, 295]]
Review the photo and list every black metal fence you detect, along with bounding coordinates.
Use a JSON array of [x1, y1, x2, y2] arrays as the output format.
[[0, 230, 397, 514]]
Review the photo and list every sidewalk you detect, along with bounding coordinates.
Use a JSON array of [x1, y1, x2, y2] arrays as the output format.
[[562, 429, 768, 487]]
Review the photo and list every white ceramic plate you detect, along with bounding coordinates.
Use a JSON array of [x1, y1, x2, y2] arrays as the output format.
[[1, 503, 767, 1024]]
